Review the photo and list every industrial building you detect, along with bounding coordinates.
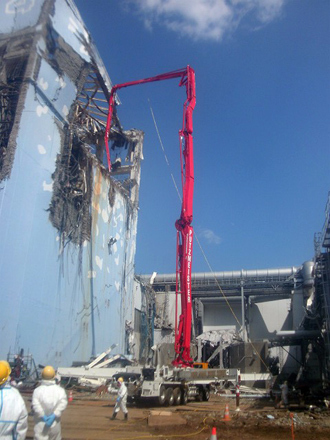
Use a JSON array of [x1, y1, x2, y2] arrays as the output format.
[[138, 195, 330, 389], [0, 0, 329, 395]]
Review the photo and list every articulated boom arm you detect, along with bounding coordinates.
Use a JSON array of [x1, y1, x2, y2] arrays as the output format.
[[104, 66, 196, 368]]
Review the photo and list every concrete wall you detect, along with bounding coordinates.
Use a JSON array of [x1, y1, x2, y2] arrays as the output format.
[[249, 298, 292, 341], [155, 292, 178, 329], [203, 302, 241, 333]]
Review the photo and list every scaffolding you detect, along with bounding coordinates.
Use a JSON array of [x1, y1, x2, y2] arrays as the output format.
[[317, 192, 330, 383]]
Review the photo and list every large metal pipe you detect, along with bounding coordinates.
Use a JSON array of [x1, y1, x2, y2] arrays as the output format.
[[302, 261, 314, 286], [140, 267, 301, 284], [274, 330, 320, 338], [200, 296, 242, 302], [241, 282, 246, 342]]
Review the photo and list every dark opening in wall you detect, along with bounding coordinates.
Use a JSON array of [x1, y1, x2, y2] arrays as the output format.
[[48, 126, 93, 246], [0, 54, 28, 181]]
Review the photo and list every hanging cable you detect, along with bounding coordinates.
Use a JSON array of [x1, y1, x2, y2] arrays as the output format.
[[148, 99, 182, 203]]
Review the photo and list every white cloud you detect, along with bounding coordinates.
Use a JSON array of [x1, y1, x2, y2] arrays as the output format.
[[199, 228, 222, 245], [126, 0, 286, 41], [253, 0, 285, 23]]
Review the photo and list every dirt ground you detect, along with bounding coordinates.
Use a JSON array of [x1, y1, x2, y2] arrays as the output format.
[[23, 392, 330, 440]]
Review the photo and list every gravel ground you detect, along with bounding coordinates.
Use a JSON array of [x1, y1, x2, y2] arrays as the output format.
[[23, 391, 330, 440]]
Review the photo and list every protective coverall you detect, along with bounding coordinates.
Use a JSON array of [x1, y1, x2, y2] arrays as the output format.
[[32, 379, 68, 440], [0, 380, 28, 439], [111, 381, 128, 419], [280, 381, 289, 407]]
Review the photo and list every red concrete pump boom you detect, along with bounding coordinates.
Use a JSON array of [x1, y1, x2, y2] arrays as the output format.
[[104, 66, 196, 368]]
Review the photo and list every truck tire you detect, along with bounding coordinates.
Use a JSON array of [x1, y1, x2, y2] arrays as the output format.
[[158, 385, 166, 406], [165, 387, 174, 406], [195, 387, 203, 402], [181, 389, 188, 405], [173, 387, 181, 405], [202, 387, 210, 401]]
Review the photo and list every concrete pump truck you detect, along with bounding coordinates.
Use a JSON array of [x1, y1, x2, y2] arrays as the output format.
[[104, 67, 237, 405]]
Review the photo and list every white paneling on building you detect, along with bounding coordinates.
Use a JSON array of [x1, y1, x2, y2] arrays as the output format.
[[0, 0, 143, 368]]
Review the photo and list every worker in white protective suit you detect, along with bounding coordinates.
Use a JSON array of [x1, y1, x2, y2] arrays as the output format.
[[32, 365, 68, 439], [279, 380, 289, 408], [0, 360, 28, 439], [110, 377, 128, 420]]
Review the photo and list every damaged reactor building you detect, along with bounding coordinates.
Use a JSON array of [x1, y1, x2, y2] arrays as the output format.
[[0, 0, 145, 367]]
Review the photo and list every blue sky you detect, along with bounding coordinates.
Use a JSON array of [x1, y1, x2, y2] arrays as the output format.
[[75, 0, 330, 275]]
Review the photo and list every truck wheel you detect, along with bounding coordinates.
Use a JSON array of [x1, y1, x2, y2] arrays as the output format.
[[202, 387, 210, 401], [158, 385, 166, 406], [181, 389, 188, 405], [173, 387, 181, 405], [165, 387, 174, 406], [195, 388, 203, 402]]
